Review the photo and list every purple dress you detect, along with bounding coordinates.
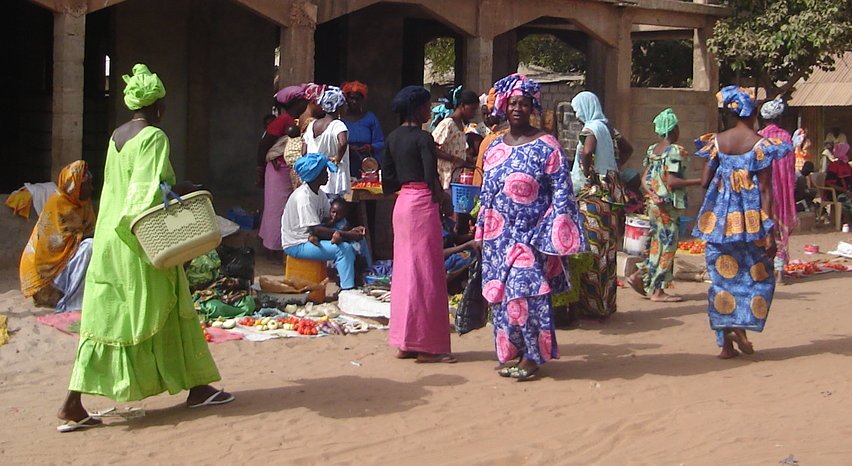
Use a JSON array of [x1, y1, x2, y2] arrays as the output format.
[[476, 134, 586, 364]]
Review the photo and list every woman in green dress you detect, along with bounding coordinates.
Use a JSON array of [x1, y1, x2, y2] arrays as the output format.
[[627, 108, 700, 302], [56, 64, 233, 433]]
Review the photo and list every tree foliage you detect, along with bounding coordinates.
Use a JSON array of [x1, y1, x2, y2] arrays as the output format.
[[424, 37, 455, 82], [517, 34, 585, 74], [632, 40, 694, 88], [708, 0, 852, 96]]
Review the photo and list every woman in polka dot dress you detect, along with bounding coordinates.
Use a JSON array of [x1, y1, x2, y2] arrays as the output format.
[[693, 86, 792, 359], [477, 74, 586, 380]]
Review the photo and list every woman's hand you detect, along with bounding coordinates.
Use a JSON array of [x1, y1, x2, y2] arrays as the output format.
[[331, 230, 344, 244], [651, 194, 664, 205], [350, 226, 367, 238]]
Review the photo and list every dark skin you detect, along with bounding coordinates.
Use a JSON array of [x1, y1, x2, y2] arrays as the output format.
[[342, 91, 372, 158], [57, 100, 232, 426], [301, 171, 366, 244], [475, 94, 544, 375], [435, 101, 479, 167], [700, 113, 776, 359], [393, 100, 458, 364], [301, 108, 349, 165], [629, 126, 701, 302], [256, 98, 309, 187]]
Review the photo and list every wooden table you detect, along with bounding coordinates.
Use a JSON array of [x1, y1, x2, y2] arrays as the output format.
[[344, 189, 397, 259]]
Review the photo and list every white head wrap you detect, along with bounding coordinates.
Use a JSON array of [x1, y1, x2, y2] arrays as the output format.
[[760, 97, 785, 120], [318, 86, 346, 113]]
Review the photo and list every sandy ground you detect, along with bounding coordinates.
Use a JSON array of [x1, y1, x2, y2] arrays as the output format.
[[1, 230, 852, 465]]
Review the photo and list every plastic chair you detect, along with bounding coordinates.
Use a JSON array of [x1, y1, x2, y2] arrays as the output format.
[[809, 173, 843, 231]]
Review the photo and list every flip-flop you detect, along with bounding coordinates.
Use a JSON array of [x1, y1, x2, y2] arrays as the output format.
[[650, 294, 683, 303], [626, 274, 647, 297], [415, 354, 458, 364], [395, 350, 418, 359], [726, 331, 754, 355], [56, 415, 102, 433], [511, 366, 539, 382], [188, 389, 235, 408], [497, 365, 519, 377]]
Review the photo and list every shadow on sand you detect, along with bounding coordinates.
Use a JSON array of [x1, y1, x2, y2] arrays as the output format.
[[116, 373, 467, 430]]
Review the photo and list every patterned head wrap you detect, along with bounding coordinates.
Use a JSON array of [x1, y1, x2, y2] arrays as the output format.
[[391, 86, 432, 117], [304, 83, 327, 102], [274, 84, 307, 105], [492, 74, 542, 118], [486, 87, 497, 112], [760, 97, 785, 120], [342, 81, 368, 97], [431, 85, 463, 129], [653, 108, 679, 137], [58, 160, 91, 206], [294, 152, 338, 183], [317, 86, 347, 113], [717, 85, 756, 118], [122, 64, 165, 111]]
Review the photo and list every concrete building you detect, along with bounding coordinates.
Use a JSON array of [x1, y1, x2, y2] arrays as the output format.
[[6, 0, 726, 222]]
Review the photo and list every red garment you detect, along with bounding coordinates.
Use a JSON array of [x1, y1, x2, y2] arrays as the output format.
[[266, 114, 295, 138]]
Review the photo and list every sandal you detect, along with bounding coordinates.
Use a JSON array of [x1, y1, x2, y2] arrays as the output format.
[[650, 294, 683, 303], [415, 353, 458, 364], [497, 365, 518, 377], [510, 366, 539, 382], [626, 273, 647, 297]]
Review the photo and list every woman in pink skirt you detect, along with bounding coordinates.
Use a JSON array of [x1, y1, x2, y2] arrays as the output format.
[[383, 86, 456, 364]]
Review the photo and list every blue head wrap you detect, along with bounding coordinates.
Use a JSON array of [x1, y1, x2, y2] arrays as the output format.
[[717, 85, 756, 118], [431, 85, 463, 129], [294, 152, 338, 183], [391, 86, 432, 117]]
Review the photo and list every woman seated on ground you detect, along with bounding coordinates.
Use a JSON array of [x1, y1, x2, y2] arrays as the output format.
[[281, 153, 365, 291], [20, 160, 95, 312]]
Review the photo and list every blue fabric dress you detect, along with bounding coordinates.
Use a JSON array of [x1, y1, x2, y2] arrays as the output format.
[[692, 134, 792, 346], [343, 111, 385, 176], [477, 134, 586, 364]]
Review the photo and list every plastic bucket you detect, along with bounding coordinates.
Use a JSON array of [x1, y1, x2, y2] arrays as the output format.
[[450, 183, 481, 213], [678, 216, 694, 239], [623, 215, 651, 255]]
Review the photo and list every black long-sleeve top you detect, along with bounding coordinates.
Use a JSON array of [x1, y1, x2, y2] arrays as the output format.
[[382, 126, 439, 195]]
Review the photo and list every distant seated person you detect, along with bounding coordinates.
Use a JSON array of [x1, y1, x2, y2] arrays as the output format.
[[825, 143, 851, 192], [280, 153, 365, 290], [795, 161, 817, 211], [323, 198, 372, 267], [19, 161, 95, 312], [440, 193, 476, 275]]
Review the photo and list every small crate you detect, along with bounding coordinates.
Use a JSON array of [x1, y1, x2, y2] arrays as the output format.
[[284, 256, 328, 303], [131, 190, 222, 269]]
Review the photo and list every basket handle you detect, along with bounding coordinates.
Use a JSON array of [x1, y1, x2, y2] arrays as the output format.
[[159, 182, 187, 209], [451, 166, 485, 177]]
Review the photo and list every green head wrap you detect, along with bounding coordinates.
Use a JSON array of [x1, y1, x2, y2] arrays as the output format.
[[653, 108, 678, 137], [122, 64, 166, 111]]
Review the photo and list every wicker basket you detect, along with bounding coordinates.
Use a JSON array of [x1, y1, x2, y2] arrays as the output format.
[[131, 190, 222, 269]]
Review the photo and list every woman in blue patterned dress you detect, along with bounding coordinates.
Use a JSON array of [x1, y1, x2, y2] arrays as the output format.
[[693, 85, 792, 359], [477, 74, 586, 381]]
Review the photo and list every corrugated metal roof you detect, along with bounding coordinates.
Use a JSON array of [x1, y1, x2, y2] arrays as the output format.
[[788, 52, 852, 107]]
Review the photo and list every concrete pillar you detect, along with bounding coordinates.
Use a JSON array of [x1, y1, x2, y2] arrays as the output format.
[[605, 11, 633, 138], [692, 25, 718, 92], [51, 11, 86, 181], [278, 24, 316, 86], [278, 0, 316, 87], [464, 37, 493, 94]]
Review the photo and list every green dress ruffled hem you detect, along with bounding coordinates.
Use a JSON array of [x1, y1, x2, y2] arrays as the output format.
[[69, 304, 220, 402]]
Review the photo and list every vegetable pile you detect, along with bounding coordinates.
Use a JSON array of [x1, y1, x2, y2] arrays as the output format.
[[678, 240, 706, 254]]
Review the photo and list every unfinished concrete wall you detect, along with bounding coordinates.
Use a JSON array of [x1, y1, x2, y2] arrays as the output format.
[[110, 0, 276, 214], [112, 0, 190, 179], [630, 88, 716, 221]]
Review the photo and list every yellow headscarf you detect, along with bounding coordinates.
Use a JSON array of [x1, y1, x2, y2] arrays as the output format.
[[19, 161, 96, 298], [122, 63, 166, 110]]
